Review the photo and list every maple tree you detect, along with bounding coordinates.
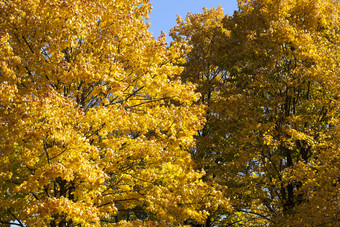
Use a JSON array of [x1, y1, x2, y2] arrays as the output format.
[[0, 0, 231, 226], [171, 0, 340, 226]]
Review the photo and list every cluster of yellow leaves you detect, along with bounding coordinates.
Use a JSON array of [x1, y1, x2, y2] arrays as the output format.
[[171, 0, 339, 226], [0, 0, 231, 226]]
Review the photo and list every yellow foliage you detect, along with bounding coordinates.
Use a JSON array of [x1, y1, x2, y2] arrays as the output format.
[[0, 0, 231, 225], [171, 0, 340, 225]]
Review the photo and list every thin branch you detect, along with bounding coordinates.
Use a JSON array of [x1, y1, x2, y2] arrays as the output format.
[[0, 221, 23, 226], [236, 208, 271, 221], [50, 147, 68, 160], [32, 192, 39, 200], [7, 210, 25, 227], [22, 35, 34, 54], [125, 97, 168, 109], [43, 141, 51, 165]]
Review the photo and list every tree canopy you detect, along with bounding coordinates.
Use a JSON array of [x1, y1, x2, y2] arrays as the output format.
[[1, 0, 340, 226], [171, 0, 340, 225], [0, 0, 230, 226]]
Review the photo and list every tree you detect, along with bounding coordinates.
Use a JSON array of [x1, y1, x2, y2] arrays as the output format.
[[0, 0, 230, 226], [171, 0, 340, 225]]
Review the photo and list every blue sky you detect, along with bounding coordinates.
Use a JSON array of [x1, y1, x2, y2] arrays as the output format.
[[148, 0, 238, 41]]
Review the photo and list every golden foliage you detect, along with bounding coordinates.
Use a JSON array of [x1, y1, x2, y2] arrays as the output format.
[[171, 0, 340, 225], [0, 0, 231, 226]]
